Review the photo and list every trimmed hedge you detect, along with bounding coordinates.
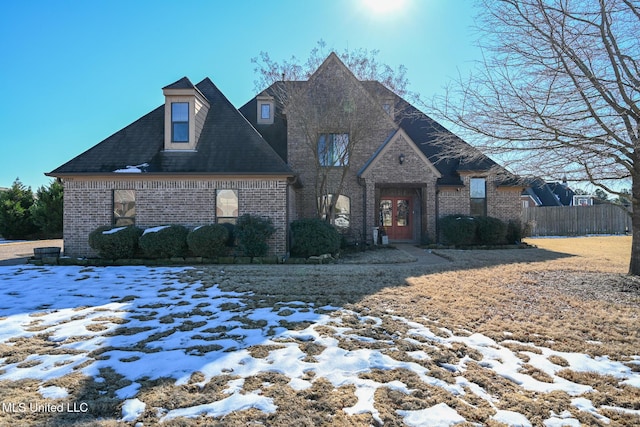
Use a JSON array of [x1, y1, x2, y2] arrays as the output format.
[[291, 218, 341, 257], [439, 215, 508, 246], [88, 225, 142, 259], [139, 225, 189, 259], [439, 215, 477, 246], [235, 214, 275, 257], [187, 224, 230, 258], [475, 216, 507, 245]]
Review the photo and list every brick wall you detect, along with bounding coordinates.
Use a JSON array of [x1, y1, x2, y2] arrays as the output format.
[[62, 176, 289, 257], [437, 175, 522, 223]]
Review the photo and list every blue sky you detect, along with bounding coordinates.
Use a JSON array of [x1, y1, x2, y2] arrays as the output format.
[[0, 0, 480, 190]]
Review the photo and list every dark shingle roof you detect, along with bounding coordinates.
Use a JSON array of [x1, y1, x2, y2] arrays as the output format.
[[49, 78, 292, 177], [240, 78, 510, 187]]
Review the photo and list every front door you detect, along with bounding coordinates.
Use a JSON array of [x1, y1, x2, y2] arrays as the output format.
[[380, 198, 412, 240]]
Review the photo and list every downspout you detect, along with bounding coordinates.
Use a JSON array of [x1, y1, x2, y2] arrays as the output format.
[[357, 176, 367, 247], [435, 187, 440, 243]]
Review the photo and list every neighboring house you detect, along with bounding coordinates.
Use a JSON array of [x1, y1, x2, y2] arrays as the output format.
[[49, 53, 523, 257], [241, 53, 523, 243], [48, 78, 293, 257], [521, 178, 580, 207]]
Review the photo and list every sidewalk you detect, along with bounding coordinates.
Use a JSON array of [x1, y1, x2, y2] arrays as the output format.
[[0, 240, 63, 266], [394, 243, 450, 265]]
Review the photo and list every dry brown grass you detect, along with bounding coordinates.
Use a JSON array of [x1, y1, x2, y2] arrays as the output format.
[[0, 236, 638, 426]]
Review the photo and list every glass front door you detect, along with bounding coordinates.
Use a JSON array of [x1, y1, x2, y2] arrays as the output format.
[[380, 197, 412, 240]]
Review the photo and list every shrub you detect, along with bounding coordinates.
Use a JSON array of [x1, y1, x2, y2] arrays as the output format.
[[506, 219, 525, 243], [235, 214, 275, 257], [0, 179, 38, 239], [476, 216, 507, 245], [439, 215, 477, 246], [219, 222, 236, 247], [291, 218, 341, 257], [30, 180, 63, 237], [88, 225, 142, 259], [139, 225, 189, 259], [187, 225, 229, 258]]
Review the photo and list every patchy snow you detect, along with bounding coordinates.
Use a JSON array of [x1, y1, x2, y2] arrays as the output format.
[[38, 385, 69, 399], [102, 226, 127, 234], [0, 265, 638, 424], [121, 398, 146, 422], [113, 163, 149, 173], [142, 225, 171, 235], [491, 409, 532, 426], [397, 403, 465, 426]]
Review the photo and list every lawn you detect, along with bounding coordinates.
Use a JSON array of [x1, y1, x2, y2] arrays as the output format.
[[0, 236, 638, 426]]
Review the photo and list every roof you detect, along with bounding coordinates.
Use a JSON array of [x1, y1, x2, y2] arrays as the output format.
[[49, 78, 293, 177], [522, 178, 574, 206], [240, 75, 512, 187]]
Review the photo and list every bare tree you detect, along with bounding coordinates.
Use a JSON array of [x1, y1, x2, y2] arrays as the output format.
[[252, 42, 409, 227], [432, 0, 640, 274]]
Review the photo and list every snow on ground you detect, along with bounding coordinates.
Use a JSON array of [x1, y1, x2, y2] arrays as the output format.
[[0, 265, 638, 425]]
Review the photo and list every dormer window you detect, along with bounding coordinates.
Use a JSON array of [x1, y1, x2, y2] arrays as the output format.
[[171, 102, 189, 142], [261, 103, 271, 120], [162, 77, 209, 151], [257, 95, 274, 125]]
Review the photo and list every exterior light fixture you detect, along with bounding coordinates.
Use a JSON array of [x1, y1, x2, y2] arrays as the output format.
[[399, 153, 405, 164]]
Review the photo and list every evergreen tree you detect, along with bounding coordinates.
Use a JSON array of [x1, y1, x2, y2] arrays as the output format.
[[0, 178, 38, 239], [30, 180, 63, 237]]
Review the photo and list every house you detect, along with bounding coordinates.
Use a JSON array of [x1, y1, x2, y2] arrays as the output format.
[[241, 53, 522, 244], [521, 178, 580, 207], [49, 53, 523, 258]]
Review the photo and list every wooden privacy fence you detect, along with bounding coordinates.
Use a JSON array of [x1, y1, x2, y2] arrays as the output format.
[[521, 204, 632, 236]]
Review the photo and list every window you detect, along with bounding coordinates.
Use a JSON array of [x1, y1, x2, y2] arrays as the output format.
[[319, 194, 350, 230], [216, 189, 238, 224], [260, 103, 271, 120], [470, 178, 487, 216], [113, 190, 135, 225], [171, 102, 189, 142], [257, 97, 274, 124], [318, 133, 349, 166]]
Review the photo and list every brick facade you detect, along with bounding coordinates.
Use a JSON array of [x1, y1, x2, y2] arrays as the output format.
[[63, 176, 288, 257], [437, 174, 523, 223]]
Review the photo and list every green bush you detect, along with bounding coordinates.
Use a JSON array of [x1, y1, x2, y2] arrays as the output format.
[[139, 225, 189, 259], [88, 225, 142, 259], [235, 214, 275, 257], [476, 216, 507, 245], [187, 225, 229, 258], [220, 222, 236, 247], [440, 215, 509, 246], [30, 180, 63, 238], [291, 218, 341, 257], [506, 219, 524, 243], [439, 215, 477, 246], [0, 179, 38, 239]]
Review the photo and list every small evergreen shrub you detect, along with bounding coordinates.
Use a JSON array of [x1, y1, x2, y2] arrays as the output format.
[[291, 218, 341, 257], [235, 214, 275, 257], [187, 225, 229, 258], [139, 225, 189, 259], [476, 216, 507, 245], [439, 215, 477, 246], [220, 222, 236, 247], [506, 219, 524, 243], [88, 225, 142, 259]]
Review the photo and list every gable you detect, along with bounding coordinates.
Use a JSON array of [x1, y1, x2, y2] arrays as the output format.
[[359, 129, 441, 180]]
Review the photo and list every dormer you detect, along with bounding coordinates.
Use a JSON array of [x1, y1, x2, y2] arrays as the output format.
[[162, 77, 210, 151], [381, 97, 395, 120], [256, 94, 275, 125]]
